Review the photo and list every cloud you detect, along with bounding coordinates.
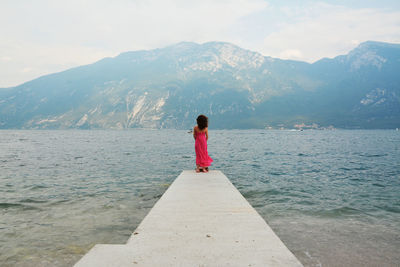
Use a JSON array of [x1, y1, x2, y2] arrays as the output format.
[[0, 0, 267, 87], [0, 40, 112, 87], [260, 3, 400, 62], [1, 1, 400, 87], [21, 67, 32, 73], [280, 49, 303, 60], [1, 56, 12, 62]]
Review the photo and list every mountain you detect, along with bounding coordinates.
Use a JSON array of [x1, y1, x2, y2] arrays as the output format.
[[0, 41, 399, 129]]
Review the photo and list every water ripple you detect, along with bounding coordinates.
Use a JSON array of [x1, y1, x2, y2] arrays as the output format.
[[0, 129, 399, 267]]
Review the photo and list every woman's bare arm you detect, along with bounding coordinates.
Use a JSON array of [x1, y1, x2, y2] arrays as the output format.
[[193, 126, 196, 140], [205, 128, 209, 141]]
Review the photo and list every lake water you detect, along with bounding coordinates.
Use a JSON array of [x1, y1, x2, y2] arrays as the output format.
[[0, 129, 399, 266]]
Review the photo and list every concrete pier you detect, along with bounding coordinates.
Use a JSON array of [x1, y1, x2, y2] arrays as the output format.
[[74, 170, 303, 267]]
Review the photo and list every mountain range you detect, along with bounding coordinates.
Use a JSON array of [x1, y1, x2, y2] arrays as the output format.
[[0, 41, 399, 129]]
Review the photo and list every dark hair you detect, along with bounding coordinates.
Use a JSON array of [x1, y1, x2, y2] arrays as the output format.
[[196, 115, 208, 130]]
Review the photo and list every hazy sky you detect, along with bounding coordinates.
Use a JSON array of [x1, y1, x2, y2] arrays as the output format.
[[1, 0, 400, 87]]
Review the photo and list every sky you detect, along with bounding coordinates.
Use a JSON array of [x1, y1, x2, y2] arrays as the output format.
[[1, 0, 400, 87]]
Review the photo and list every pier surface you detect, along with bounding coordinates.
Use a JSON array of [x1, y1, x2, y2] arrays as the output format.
[[74, 170, 303, 266]]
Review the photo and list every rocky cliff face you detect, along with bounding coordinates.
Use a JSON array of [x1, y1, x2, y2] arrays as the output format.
[[0, 41, 399, 129]]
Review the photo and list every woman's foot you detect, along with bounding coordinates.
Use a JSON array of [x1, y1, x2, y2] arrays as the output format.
[[195, 167, 200, 173], [203, 167, 208, 173]]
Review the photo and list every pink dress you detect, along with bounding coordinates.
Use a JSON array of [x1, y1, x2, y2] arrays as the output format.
[[195, 130, 213, 167]]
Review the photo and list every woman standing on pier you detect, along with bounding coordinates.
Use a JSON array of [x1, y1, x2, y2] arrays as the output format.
[[193, 115, 213, 173]]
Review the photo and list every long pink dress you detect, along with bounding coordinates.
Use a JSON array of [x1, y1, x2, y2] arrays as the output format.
[[195, 130, 213, 167]]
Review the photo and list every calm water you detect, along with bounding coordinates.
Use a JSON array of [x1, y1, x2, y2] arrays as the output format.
[[0, 130, 399, 266]]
